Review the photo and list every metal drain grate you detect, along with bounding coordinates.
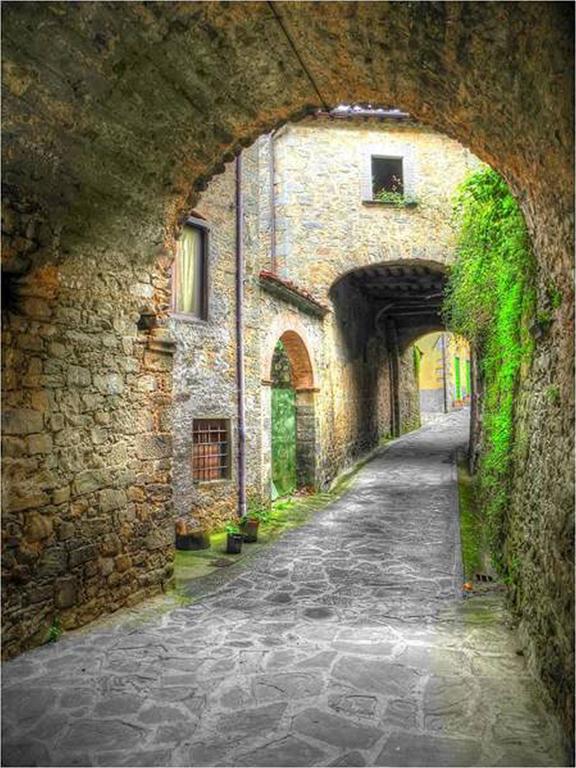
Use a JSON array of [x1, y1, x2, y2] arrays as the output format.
[[475, 573, 494, 583]]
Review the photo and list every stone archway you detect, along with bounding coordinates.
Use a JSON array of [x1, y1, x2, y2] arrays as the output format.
[[330, 259, 450, 437], [1, 3, 573, 736]]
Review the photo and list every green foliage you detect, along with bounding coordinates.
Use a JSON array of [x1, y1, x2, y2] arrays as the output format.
[[547, 282, 562, 310], [246, 503, 271, 523], [46, 617, 63, 644], [443, 168, 536, 576], [457, 462, 490, 582], [374, 188, 417, 207], [224, 521, 241, 536]]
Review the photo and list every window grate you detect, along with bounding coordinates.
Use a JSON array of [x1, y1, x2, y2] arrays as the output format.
[[192, 419, 230, 481]]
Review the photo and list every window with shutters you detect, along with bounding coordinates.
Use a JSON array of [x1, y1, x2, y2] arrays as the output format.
[[191, 419, 230, 482], [172, 217, 209, 319]]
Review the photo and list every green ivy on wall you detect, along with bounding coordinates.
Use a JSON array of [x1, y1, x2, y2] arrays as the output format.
[[443, 167, 536, 575]]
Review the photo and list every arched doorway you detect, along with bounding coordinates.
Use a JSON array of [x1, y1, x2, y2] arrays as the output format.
[[330, 259, 450, 438], [266, 330, 317, 499]]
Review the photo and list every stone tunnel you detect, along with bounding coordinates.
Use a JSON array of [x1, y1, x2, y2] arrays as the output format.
[[330, 260, 448, 439], [1, 0, 573, 744]]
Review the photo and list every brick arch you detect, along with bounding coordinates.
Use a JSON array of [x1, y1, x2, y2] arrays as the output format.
[[261, 314, 318, 391], [278, 330, 314, 391]]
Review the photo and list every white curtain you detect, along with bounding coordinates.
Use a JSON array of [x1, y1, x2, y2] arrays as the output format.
[[176, 227, 203, 316]]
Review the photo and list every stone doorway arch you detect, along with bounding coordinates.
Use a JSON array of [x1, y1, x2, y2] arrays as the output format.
[[262, 328, 318, 499]]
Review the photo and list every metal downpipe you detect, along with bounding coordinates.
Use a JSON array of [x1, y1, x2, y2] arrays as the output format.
[[235, 154, 247, 518]]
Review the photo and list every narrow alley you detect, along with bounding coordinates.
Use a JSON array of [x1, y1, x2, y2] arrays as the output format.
[[1, 413, 564, 767]]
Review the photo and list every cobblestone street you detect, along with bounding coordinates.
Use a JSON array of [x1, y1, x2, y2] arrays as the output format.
[[1, 413, 566, 767]]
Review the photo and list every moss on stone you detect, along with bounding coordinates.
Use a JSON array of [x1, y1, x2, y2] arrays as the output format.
[[457, 462, 485, 582], [444, 168, 536, 577]]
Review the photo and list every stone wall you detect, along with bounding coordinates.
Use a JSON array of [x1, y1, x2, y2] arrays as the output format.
[[1, 3, 572, 740], [168, 121, 478, 531], [273, 119, 479, 294], [501, 223, 575, 744], [398, 347, 421, 435], [1, 214, 175, 658]]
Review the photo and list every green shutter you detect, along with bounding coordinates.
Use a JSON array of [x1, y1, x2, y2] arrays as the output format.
[[454, 356, 462, 400], [271, 388, 297, 497]]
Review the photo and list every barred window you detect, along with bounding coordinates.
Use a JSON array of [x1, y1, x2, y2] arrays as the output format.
[[192, 419, 230, 481]]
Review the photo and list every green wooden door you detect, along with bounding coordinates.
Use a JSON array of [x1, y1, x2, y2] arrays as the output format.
[[271, 387, 297, 497], [454, 356, 462, 400], [465, 358, 472, 397]]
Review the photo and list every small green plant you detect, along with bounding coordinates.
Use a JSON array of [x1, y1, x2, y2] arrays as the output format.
[[547, 283, 562, 310], [46, 617, 63, 643], [246, 504, 271, 524], [374, 174, 416, 207], [374, 188, 404, 205], [536, 309, 553, 328], [224, 521, 241, 536], [546, 385, 560, 405]]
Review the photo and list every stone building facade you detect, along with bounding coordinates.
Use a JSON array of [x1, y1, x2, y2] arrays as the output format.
[[1, 116, 479, 657], [170, 117, 480, 530]]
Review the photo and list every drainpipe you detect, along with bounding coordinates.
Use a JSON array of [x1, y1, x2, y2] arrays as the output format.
[[441, 333, 448, 414], [235, 154, 247, 518], [269, 131, 277, 273]]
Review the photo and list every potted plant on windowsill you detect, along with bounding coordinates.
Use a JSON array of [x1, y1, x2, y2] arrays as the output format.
[[225, 521, 243, 554], [239, 506, 270, 543]]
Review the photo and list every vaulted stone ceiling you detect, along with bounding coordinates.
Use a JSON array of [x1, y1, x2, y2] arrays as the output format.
[[2, 1, 573, 277], [335, 261, 447, 349]]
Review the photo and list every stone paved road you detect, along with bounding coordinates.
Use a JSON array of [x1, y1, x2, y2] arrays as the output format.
[[2, 412, 567, 767]]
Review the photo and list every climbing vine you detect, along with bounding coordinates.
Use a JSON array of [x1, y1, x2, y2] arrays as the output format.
[[443, 167, 536, 574]]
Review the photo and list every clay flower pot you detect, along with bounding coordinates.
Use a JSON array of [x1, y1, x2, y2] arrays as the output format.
[[241, 517, 260, 543]]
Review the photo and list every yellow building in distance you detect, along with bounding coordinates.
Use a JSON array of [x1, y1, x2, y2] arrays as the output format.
[[415, 332, 471, 416]]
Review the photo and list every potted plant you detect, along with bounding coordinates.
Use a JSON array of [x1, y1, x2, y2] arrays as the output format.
[[225, 521, 243, 554], [240, 506, 270, 543]]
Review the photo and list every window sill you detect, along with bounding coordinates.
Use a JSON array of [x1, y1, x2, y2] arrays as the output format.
[[193, 478, 233, 487], [362, 199, 418, 208], [171, 312, 209, 325]]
